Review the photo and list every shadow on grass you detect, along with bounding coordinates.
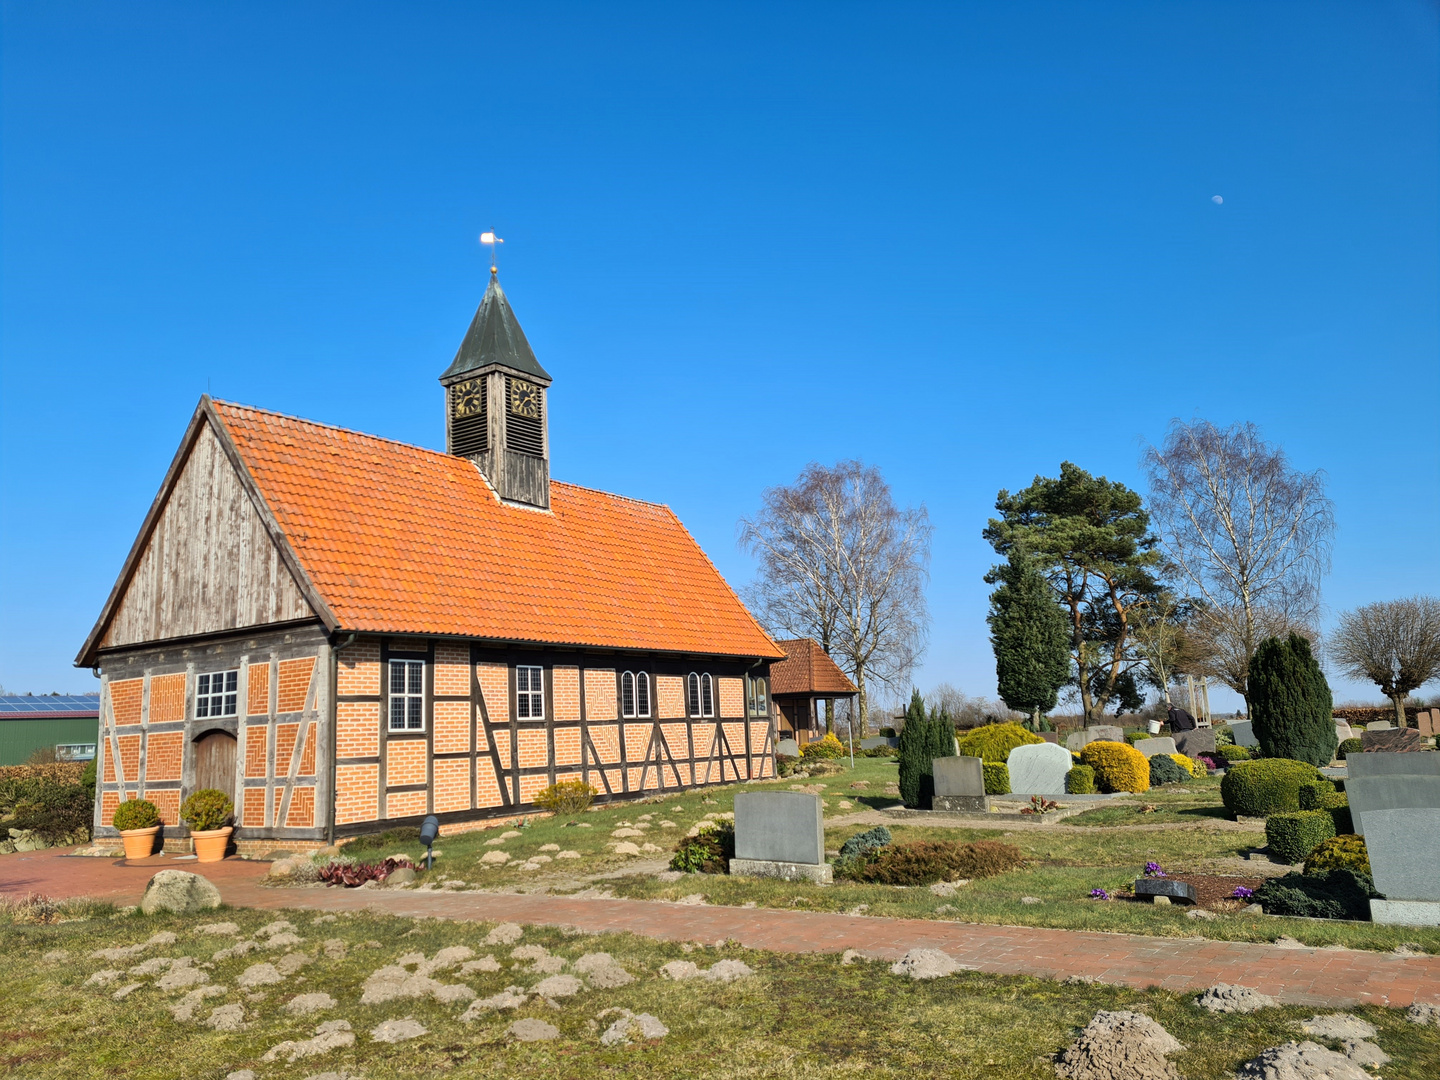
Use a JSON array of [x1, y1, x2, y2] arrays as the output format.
[[855, 796, 902, 810]]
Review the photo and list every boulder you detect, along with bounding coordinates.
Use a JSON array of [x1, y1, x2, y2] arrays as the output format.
[[140, 870, 222, 915]]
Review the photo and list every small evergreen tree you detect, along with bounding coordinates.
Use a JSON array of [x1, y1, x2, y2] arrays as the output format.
[[898, 689, 932, 809], [988, 555, 1071, 730], [1249, 633, 1336, 767], [928, 707, 957, 767]]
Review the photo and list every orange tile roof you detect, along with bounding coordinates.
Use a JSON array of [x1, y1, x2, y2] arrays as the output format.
[[770, 638, 858, 696], [212, 402, 783, 659]]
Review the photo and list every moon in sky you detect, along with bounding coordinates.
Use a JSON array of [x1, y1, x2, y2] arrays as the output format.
[[1212, 195, 1224, 204]]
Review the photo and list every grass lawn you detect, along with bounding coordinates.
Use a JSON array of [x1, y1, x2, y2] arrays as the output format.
[[4, 900, 1438, 1079], [343, 758, 1440, 953]]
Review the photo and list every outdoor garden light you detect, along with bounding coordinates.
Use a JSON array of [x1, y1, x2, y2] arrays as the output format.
[[420, 815, 439, 870]]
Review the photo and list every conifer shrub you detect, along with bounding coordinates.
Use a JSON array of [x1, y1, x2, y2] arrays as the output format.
[[534, 779, 597, 817], [1169, 753, 1206, 779], [1249, 633, 1337, 767], [1065, 765, 1096, 794], [801, 733, 845, 760], [1220, 759, 1319, 818], [983, 762, 1010, 795], [1304, 834, 1370, 877], [111, 798, 160, 832], [1253, 868, 1375, 921], [1078, 741, 1150, 794], [897, 691, 936, 809], [954, 722, 1043, 764], [1265, 810, 1336, 864], [837, 825, 892, 860], [1337, 738, 1363, 760], [838, 839, 1024, 885], [1148, 754, 1188, 786]]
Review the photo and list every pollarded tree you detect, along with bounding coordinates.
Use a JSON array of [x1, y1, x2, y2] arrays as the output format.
[[987, 555, 1071, 730], [1330, 597, 1440, 727], [1248, 633, 1336, 767]]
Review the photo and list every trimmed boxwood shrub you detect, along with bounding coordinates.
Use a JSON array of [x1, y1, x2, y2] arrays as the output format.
[[1337, 737, 1363, 760], [983, 762, 1010, 795], [1148, 754, 1188, 786], [1265, 810, 1336, 864], [112, 798, 160, 832], [1297, 779, 1336, 807], [839, 839, 1024, 885], [180, 789, 233, 832], [1304, 834, 1370, 877], [1078, 741, 1151, 794], [1253, 868, 1375, 921], [1065, 765, 1096, 794], [1220, 759, 1319, 818], [1216, 744, 1251, 763], [955, 722, 1043, 764]]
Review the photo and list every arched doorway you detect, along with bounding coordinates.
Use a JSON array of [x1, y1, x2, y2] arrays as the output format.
[[193, 729, 237, 795]]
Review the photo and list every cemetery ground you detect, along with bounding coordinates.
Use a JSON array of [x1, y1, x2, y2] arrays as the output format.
[[5, 898, 1440, 1080], [313, 757, 1440, 953]]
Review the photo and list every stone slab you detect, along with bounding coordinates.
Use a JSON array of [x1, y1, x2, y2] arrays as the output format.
[[1358, 807, 1440, 900], [1132, 737, 1178, 758], [1064, 726, 1123, 752], [1346, 752, 1440, 779], [1334, 721, 1355, 743], [858, 736, 899, 750], [1134, 878, 1198, 904], [1174, 729, 1216, 758], [729, 857, 833, 884], [933, 755, 985, 798], [1369, 899, 1440, 926], [1229, 721, 1258, 748], [733, 791, 824, 866], [1039, 732, 1060, 743], [1366, 721, 1395, 731], [1006, 742, 1073, 795], [775, 739, 800, 758], [1343, 754, 1440, 838], [932, 794, 989, 813], [1417, 712, 1435, 738], [1362, 728, 1426, 753]]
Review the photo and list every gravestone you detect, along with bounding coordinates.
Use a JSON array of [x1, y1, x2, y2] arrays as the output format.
[[1334, 720, 1355, 744], [1174, 728, 1216, 759], [1064, 725, 1124, 752], [1416, 712, 1435, 738], [858, 736, 899, 750], [1134, 877, 1197, 905], [1362, 807, 1440, 926], [1039, 732, 1060, 744], [730, 791, 831, 884], [1344, 752, 1440, 838], [1132, 737, 1178, 759], [1366, 721, 1395, 731], [1362, 728, 1426, 754], [1006, 742, 1074, 796], [932, 755, 987, 812], [1229, 721, 1258, 748], [776, 738, 800, 758]]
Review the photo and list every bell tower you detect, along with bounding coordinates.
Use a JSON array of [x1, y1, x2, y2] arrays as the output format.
[[439, 268, 553, 509]]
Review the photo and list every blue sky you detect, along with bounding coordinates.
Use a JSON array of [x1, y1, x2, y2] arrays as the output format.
[[2, 3, 1436, 710]]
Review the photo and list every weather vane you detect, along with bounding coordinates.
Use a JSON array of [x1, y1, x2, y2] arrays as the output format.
[[480, 229, 504, 276]]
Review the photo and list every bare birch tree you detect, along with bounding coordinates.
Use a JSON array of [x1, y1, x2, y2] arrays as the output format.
[[740, 461, 931, 732], [1143, 420, 1334, 708], [1331, 597, 1440, 726]]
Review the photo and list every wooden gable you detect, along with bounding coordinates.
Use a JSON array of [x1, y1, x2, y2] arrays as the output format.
[[78, 401, 333, 664]]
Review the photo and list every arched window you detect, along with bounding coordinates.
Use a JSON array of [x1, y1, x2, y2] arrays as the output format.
[[621, 671, 651, 719], [687, 673, 701, 718], [700, 673, 714, 718], [747, 674, 768, 717]]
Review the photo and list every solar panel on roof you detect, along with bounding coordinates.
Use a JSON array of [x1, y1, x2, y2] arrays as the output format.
[[0, 695, 102, 716]]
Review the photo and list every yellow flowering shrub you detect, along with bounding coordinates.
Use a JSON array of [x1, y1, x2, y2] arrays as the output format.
[[1078, 740, 1151, 794], [1169, 753, 1206, 779]]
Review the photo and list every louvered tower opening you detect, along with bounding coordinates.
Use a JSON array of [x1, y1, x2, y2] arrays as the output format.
[[505, 376, 545, 457], [449, 378, 488, 456]]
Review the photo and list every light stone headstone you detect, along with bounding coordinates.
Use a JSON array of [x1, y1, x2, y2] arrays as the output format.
[[1005, 742, 1074, 796], [1366, 721, 1395, 731], [1229, 720, 1258, 748], [1343, 752, 1440, 837], [1334, 721, 1355, 744], [1064, 725, 1124, 752], [1132, 737, 1178, 758], [731, 791, 831, 884], [931, 755, 988, 812], [1417, 712, 1434, 738], [776, 738, 800, 758]]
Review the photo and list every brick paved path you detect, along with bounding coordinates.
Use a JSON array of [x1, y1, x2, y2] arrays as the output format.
[[7, 847, 1438, 1009]]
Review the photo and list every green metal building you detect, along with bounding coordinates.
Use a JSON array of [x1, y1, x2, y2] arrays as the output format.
[[0, 695, 100, 765]]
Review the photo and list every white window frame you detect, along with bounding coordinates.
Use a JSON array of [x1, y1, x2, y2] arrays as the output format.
[[517, 665, 545, 719], [621, 671, 651, 719], [687, 672, 715, 719], [701, 672, 714, 718], [196, 669, 239, 719], [748, 674, 769, 717], [389, 659, 425, 732]]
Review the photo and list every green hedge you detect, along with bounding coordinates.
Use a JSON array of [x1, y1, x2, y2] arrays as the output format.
[[1266, 810, 1336, 864], [983, 762, 1010, 795], [1065, 765, 1095, 794], [1337, 738, 1362, 760], [1216, 744, 1251, 763], [1220, 759, 1319, 818]]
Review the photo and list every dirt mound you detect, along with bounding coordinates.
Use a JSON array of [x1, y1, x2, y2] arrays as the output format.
[[1195, 984, 1277, 1014], [889, 948, 967, 980], [1054, 1010, 1184, 1080], [1234, 1041, 1375, 1080]]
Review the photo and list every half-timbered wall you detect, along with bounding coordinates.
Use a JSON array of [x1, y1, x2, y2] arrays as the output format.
[[100, 423, 314, 651], [332, 636, 775, 834], [93, 624, 331, 844]]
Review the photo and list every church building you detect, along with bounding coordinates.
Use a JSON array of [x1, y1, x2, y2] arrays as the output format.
[[76, 269, 784, 851]]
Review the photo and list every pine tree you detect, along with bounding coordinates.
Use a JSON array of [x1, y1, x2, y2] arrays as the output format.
[[897, 689, 932, 809], [988, 555, 1071, 730], [1249, 633, 1336, 767]]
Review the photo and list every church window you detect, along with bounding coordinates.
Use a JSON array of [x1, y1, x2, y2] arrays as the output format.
[[687, 672, 714, 719], [388, 660, 424, 732], [196, 670, 238, 718], [621, 671, 651, 719], [516, 665, 545, 718]]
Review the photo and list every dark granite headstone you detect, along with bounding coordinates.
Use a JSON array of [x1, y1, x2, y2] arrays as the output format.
[[1362, 728, 1426, 753], [1174, 728, 1216, 758], [1133, 878, 1198, 904]]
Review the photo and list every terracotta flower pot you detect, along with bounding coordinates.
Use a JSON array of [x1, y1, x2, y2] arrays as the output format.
[[190, 826, 233, 863], [119, 825, 160, 861]]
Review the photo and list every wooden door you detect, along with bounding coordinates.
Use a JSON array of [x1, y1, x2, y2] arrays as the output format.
[[193, 730, 237, 794]]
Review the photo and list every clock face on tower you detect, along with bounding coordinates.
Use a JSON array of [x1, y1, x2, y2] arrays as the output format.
[[452, 378, 484, 418], [509, 379, 541, 418]]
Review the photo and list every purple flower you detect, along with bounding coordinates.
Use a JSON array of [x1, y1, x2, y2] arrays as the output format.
[[1231, 886, 1254, 899], [1144, 861, 1166, 878], [1090, 888, 1111, 900]]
